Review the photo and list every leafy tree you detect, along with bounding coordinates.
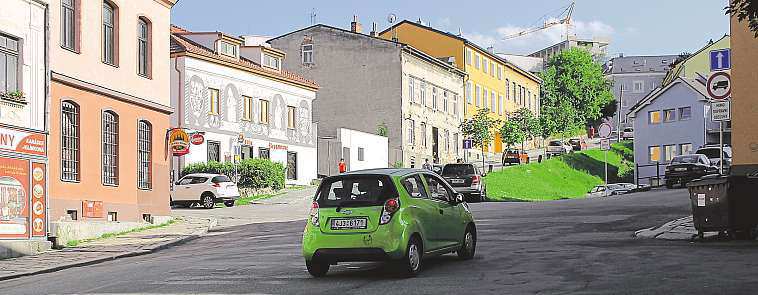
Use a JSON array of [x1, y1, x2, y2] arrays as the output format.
[[376, 122, 388, 137], [500, 119, 524, 150], [503, 108, 540, 152], [727, 0, 758, 37], [460, 108, 501, 169], [539, 48, 615, 137]]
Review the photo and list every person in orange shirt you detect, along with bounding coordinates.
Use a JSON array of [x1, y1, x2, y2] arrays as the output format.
[[338, 158, 347, 174]]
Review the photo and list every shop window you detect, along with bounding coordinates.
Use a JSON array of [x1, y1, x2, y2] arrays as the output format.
[[207, 141, 220, 162], [259, 147, 270, 159]]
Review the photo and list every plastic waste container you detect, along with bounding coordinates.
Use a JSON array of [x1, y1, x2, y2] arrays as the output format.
[[687, 175, 758, 239]]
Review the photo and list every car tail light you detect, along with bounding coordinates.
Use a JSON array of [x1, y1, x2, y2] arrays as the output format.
[[211, 182, 221, 188], [380, 198, 400, 225], [472, 175, 481, 186], [309, 201, 320, 226]]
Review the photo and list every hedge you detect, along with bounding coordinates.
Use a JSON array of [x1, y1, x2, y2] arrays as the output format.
[[181, 159, 285, 190]]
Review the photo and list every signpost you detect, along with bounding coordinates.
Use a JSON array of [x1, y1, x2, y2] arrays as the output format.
[[707, 70, 732, 175], [597, 123, 612, 197], [463, 139, 473, 163]]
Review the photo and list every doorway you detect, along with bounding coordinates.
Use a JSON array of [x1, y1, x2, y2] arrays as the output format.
[[287, 151, 297, 180], [432, 127, 439, 163]]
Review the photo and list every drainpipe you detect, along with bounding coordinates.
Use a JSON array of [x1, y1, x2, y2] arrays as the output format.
[[173, 57, 184, 178]]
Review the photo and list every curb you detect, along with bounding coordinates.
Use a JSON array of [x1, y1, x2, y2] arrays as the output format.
[[0, 218, 217, 282]]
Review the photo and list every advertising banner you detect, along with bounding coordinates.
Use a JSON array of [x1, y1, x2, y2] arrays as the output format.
[[31, 162, 45, 237], [0, 157, 30, 239], [0, 127, 46, 157]]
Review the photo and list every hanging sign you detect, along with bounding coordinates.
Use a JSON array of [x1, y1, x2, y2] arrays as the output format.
[[190, 133, 205, 145], [168, 128, 190, 156]]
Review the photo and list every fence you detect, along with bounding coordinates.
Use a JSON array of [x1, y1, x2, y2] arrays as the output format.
[[635, 162, 666, 187]]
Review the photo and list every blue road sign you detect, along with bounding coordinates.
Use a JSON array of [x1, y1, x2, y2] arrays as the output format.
[[710, 49, 731, 71], [463, 139, 473, 149]]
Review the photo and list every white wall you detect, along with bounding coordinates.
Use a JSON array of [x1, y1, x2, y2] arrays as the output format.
[[0, 0, 47, 131], [339, 128, 388, 171]]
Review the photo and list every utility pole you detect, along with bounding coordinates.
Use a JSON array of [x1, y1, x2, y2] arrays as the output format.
[[618, 84, 624, 142]]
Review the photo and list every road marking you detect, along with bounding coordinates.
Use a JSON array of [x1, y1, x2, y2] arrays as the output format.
[[246, 233, 289, 240]]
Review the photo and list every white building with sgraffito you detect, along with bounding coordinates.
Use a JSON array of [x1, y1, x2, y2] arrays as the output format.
[[170, 26, 319, 185]]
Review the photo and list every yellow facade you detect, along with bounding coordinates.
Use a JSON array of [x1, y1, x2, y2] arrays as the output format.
[[380, 21, 542, 153]]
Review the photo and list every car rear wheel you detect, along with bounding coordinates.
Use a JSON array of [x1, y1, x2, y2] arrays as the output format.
[[224, 201, 235, 207], [201, 193, 215, 209], [306, 260, 330, 277], [400, 236, 423, 276], [457, 225, 476, 260]]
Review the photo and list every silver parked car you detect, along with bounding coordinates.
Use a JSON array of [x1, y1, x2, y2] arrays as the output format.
[[587, 184, 630, 198]]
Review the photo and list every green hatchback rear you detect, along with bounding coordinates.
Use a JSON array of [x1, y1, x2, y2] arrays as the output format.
[[302, 169, 477, 277]]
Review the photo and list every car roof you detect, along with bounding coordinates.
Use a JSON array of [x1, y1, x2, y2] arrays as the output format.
[[183, 173, 223, 178], [342, 168, 429, 177]]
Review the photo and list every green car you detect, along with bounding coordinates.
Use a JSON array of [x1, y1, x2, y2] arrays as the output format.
[[302, 168, 477, 277]]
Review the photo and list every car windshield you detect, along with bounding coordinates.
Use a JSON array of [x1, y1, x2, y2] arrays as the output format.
[[211, 175, 231, 183], [442, 164, 475, 176], [316, 175, 397, 208], [697, 148, 730, 159], [549, 141, 563, 146], [672, 155, 700, 164]]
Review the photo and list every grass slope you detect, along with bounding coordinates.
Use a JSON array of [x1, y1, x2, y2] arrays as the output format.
[[485, 141, 632, 202]]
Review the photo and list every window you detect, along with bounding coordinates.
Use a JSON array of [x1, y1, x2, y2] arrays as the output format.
[[452, 94, 458, 116], [466, 82, 472, 104], [648, 111, 661, 124], [527, 90, 532, 108], [465, 49, 472, 66], [409, 78, 416, 103], [497, 65, 502, 80], [402, 175, 428, 199], [242, 95, 253, 121], [443, 90, 449, 113], [482, 88, 488, 109], [633, 81, 644, 93], [422, 174, 453, 201], [407, 119, 415, 144], [102, 2, 117, 65], [286, 152, 297, 180], [664, 144, 677, 162], [490, 61, 495, 76], [506, 79, 510, 102], [474, 54, 480, 69], [444, 130, 450, 152], [679, 107, 692, 120], [358, 147, 365, 161], [0, 34, 20, 93], [137, 18, 151, 78], [102, 111, 119, 186], [207, 141, 220, 162], [420, 82, 426, 106], [663, 109, 676, 122], [137, 120, 152, 189], [259, 147, 270, 159], [482, 58, 488, 73], [263, 54, 280, 70], [219, 41, 237, 58], [680, 143, 693, 155], [475, 85, 480, 107], [302, 43, 313, 64], [287, 106, 296, 129], [208, 88, 219, 114], [498, 95, 503, 115], [491, 91, 496, 113], [259, 99, 269, 124], [649, 146, 661, 163], [61, 0, 77, 50], [61, 101, 80, 182], [432, 87, 438, 110], [453, 133, 459, 155], [420, 122, 427, 147]]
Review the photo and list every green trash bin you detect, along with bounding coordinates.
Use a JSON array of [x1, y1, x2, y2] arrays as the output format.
[[687, 175, 758, 239]]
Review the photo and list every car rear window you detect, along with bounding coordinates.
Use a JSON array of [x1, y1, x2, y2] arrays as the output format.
[[211, 175, 231, 183], [549, 141, 562, 146], [672, 155, 700, 164], [697, 148, 729, 159], [316, 175, 398, 208], [441, 164, 475, 176]]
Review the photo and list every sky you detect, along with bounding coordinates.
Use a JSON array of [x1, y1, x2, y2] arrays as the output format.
[[171, 0, 730, 57]]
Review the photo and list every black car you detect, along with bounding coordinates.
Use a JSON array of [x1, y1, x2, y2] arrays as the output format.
[[568, 138, 582, 151], [665, 154, 718, 188], [440, 163, 487, 202]]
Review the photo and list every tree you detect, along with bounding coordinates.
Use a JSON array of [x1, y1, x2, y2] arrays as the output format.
[[460, 108, 501, 170], [376, 122, 388, 137], [500, 119, 524, 150], [727, 0, 758, 37], [539, 48, 615, 136], [503, 108, 540, 152]]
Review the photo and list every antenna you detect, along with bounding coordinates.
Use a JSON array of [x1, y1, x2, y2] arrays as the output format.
[[388, 13, 397, 41], [309, 8, 316, 25]]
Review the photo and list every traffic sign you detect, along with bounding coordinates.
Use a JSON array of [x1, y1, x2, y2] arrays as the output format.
[[707, 71, 731, 100], [463, 139, 473, 150], [710, 49, 731, 71], [598, 123, 612, 138], [600, 139, 611, 151], [711, 101, 731, 122]]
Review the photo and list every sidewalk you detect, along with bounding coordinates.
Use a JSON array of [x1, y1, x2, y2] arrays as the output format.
[[634, 216, 720, 240], [0, 216, 216, 281]]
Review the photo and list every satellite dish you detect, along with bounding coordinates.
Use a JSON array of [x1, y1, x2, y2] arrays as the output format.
[[387, 13, 397, 24]]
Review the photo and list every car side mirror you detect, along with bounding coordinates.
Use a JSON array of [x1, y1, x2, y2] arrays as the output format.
[[455, 193, 465, 204]]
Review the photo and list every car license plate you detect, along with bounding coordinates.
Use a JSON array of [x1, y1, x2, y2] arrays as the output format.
[[331, 218, 368, 230], [675, 168, 687, 172], [451, 179, 464, 184]]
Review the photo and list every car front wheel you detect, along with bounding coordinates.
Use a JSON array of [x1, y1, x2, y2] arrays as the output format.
[[306, 260, 330, 277], [201, 193, 215, 209], [457, 225, 476, 260]]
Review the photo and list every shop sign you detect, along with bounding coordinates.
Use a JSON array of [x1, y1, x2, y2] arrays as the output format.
[[269, 143, 288, 150], [30, 163, 45, 237], [168, 128, 190, 156], [0, 127, 46, 157], [190, 133, 205, 145], [82, 200, 104, 218], [0, 157, 30, 239]]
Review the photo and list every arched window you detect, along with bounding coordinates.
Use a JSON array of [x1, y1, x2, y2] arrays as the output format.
[[137, 17, 151, 77], [137, 120, 152, 189], [102, 110, 119, 185], [102, 1, 117, 65], [61, 101, 80, 181]]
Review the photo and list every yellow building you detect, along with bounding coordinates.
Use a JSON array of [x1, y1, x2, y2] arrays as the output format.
[[379, 20, 542, 154]]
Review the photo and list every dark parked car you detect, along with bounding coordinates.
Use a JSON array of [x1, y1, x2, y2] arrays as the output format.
[[440, 163, 486, 202], [665, 154, 719, 188], [568, 138, 583, 151], [502, 149, 529, 165]]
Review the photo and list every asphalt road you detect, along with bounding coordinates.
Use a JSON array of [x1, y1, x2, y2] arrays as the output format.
[[6, 188, 758, 294]]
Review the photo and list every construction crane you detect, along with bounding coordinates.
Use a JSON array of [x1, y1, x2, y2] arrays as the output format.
[[503, 1, 575, 40]]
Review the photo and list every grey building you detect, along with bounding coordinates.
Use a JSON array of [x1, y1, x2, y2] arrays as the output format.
[[628, 77, 728, 185], [269, 23, 466, 170], [529, 36, 610, 63], [605, 54, 678, 130]]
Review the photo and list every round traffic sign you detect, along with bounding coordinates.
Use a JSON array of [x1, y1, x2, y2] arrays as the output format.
[[707, 71, 731, 100], [598, 123, 612, 138]]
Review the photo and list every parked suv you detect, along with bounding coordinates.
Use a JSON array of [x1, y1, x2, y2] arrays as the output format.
[[664, 154, 718, 188], [171, 173, 240, 209], [546, 140, 572, 156], [302, 169, 476, 277], [440, 163, 487, 202], [695, 145, 732, 174]]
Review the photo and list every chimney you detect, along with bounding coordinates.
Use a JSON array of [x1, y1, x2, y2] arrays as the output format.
[[351, 15, 362, 33], [370, 22, 378, 37], [486, 46, 495, 53]]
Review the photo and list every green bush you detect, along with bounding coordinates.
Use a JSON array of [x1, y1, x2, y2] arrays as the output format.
[[182, 159, 285, 190]]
